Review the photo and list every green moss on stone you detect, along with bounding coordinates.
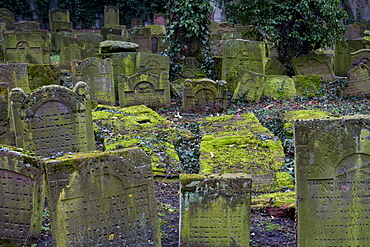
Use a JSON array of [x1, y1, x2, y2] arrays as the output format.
[[252, 191, 296, 209], [180, 173, 206, 186], [283, 110, 331, 135], [275, 172, 294, 189], [293, 75, 324, 97]]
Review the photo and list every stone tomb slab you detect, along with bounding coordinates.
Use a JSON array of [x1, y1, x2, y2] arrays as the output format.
[[0, 146, 44, 244], [118, 72, 170, 108], [291, 54, 335, 81], [295, 116, 370, 246], [180, 173, 252, 246], [10, 83, 95, 157], [45, 149, 160, 246]]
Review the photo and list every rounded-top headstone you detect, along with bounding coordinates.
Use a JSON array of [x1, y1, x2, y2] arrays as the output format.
[[99, 40, 139, 53]]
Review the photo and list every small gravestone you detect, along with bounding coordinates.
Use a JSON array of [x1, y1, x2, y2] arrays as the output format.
[[0, 8, 15, 30], [118, 72, 170, 108], [263, 75, 297, 99], [265, 57, 286, 75], [233, 69, 266, 102], [14, 21, 40, 31], [45, 148, 160, 246], [342, 24, 360, 40], [104, 5, 119, 27], [136, 52, 169, 75], [49, 9, 72, 32], [59, 36, 86, 69], [0, 63, 30, 93], [183, 78, 227, 112], [129, 27, 151, 52], [291, 54, 335, 81], [180, 173, 252, 246], [72, 57, 115, 105], [4, 32, 51, 64], [28, 64, 60, 90], [295, 115, 370, 246], [210, 22, 234, 41], [0, 146, 44, 245], [154, 13, 166, 25], [10, 83, 95, 157], [341, 63, 370, 96], [349, 49, 370, 70], [221, 39, 266, 92]]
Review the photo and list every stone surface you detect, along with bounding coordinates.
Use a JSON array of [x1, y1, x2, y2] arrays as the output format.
[[129, 27, 151, 52], [0, 8, 15, 30], [10, 83, 95, 157], [99, 40, 138, 53], [136, 52, 169, 75], [0, 63, 30, 93], [263, 75, 297, 99], [45, 148, 160, 246], [182, 78, 227, 112], [349, 49, 370, 71], [0, 146, 44, 245], [180, 173, 251, 246], [154, 13, 166, 25], [0, 83, 11, 145], [14, 21, 40, 32], [295, 115, 370, 246], [104, 5, 119, 27], [342, 63, 370, 96], [198, 113, 286, 191], [28, 64, 61, 90], [233, 69, 266, 102], [118, 73, 170, 108], [291, 54, 335, 81], [72, 57, 115, 105]]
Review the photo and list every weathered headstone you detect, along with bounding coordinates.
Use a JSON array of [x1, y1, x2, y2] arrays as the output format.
[[334, 40, 365, 76], [76, 33, 103, 58], [180, 57, 206, 79], [49, 9, 73, 32], [0, 8, 15, 30], [45, 148, 160, 246], [293, 75, 324, 98], [183, 78, 227, 112], [129, 27, 151, 52], [221, 39, 266, 92], [341, 24, 360, 40], [59, 36, 86, 69], [233, 69, 266, 102], [118, 72, 170, 108], [131, 18, 142, 28], [136, 52, 169, 75], [4, 32, 51, 64], [28, 64, 61, 90], [14, 21, 40, 32], [210, 22, 234, 41], [180, 173, 252, 246], [265, 57, 286, 75], [349, 49, 370, 70], [104, 5, 119, 27], [10, 83, 95, 157], [291, 54, 335, 81], [101, 26, 126, 40], [0, 83, 11, 145], [0, 146, 44, 245], [263, 75, 297, 99], [154, 13, 166, 25], [295, 116, 370, 246], [341, 63, 370, 96], [0, 63, 30, 93], [72, 57, 115, 105]]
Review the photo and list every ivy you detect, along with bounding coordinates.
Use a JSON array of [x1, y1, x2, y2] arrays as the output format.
[[164, 0, 216, 81]]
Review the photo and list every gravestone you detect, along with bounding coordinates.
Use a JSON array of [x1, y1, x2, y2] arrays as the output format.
[[136, 52, 169, 75], [0, 63, 30, 93], [210, 22, 234, 41], [180, 173, 252, 246], [222, 39, 266, 92], [131, 18, 142, 28], [265, 57, 286, 75], [349, 49, 370, 70], [154, 13, 166, 25], [0, 8, 15, 30], [118, 72, 170, 108], [233, 69, 266, 102], [334, 40, 365, 76], [76, 33, 103, 58], [0, 146, 44, 245], [146, 25, 167, 54], [4, 32, 51, 64], [59, 36, 86, 69], [263, 75, 297, 99], [104, 5, 119, 27], [181, 57, 206, 79], [10, 83, 95, 157], [291, 54, 335, 81], [295, 115, 370, 246], [45, 148, 160, 246], [14, 21, 40, 32], [183, 78, 227, 112], [72, 57, 115, 105], [341, 63, 370, 96], [0, 83, 11, 145], [293, 75, 324, 98], [101, 26, 126, 40], [341, 24, 360, 40], [129, 27, 151, 52], [28, 64, 61, 90], [49, 9, 72, 32]]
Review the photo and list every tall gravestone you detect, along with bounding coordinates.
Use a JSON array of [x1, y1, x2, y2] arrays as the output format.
[[295, 116, 370, 246], [118, 72, 170, 108], [334, 40, 365, 76], [59, 36, 86, 69], [104, 5, 119, 27], [0, 146, 44, 245], [10, 83, 95, 157], [45, 148, 160, 246], [180, 173, 252, 246], [49, 9, 72, 32], [291, 54, 335, 81], [72, 57, 115, 105], [0, 83, 12, 145]]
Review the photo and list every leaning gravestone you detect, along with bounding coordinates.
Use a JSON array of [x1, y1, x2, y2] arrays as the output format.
[[72, 57, 115, 105], [295, 116, 370, 246], [118, 72, 170, 108], [45, 148, 160, 246], [180, 173, 252, 246], [291, 54, 335, 81], [0, 146, 44, 245], [10, 83, 95, 157], [341, 63, 370, 96], [233, 69, 266, 102], [334, 40, 365, 76]]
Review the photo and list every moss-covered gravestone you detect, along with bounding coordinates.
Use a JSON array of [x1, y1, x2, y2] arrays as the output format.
[[183, 78, 227, 112], [265, 57, 286, 75], [118, 73, 170, 108], [291, 54, 335, 81], [0, 63, 30, 93], [0, 146, 44, 245], [59, 37, 86, 69], [334, 40, 364, 77], [72, 57, 115, 105], [198, 113, 286, 191], [233, 69, 266, 102], [0, 83, 13, 146], [48, 9, 72, 32], [129, 27, 151, 52], [136, 52, 169, 75], [180, 173, 252, 246], [45, 149, 160, 246], [293, 75, 324, 98], [295, 116, 370, 246], [263, 75, 296, 99], [28, 64, 61, 90], [349, 49, 370, 71], [10, 83, 95, 157]]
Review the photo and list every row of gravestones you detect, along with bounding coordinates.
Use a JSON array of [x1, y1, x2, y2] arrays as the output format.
[[2, 115, 370, 246]]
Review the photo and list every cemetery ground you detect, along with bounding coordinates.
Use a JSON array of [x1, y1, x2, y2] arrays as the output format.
[[32, 92, 370, 247]]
